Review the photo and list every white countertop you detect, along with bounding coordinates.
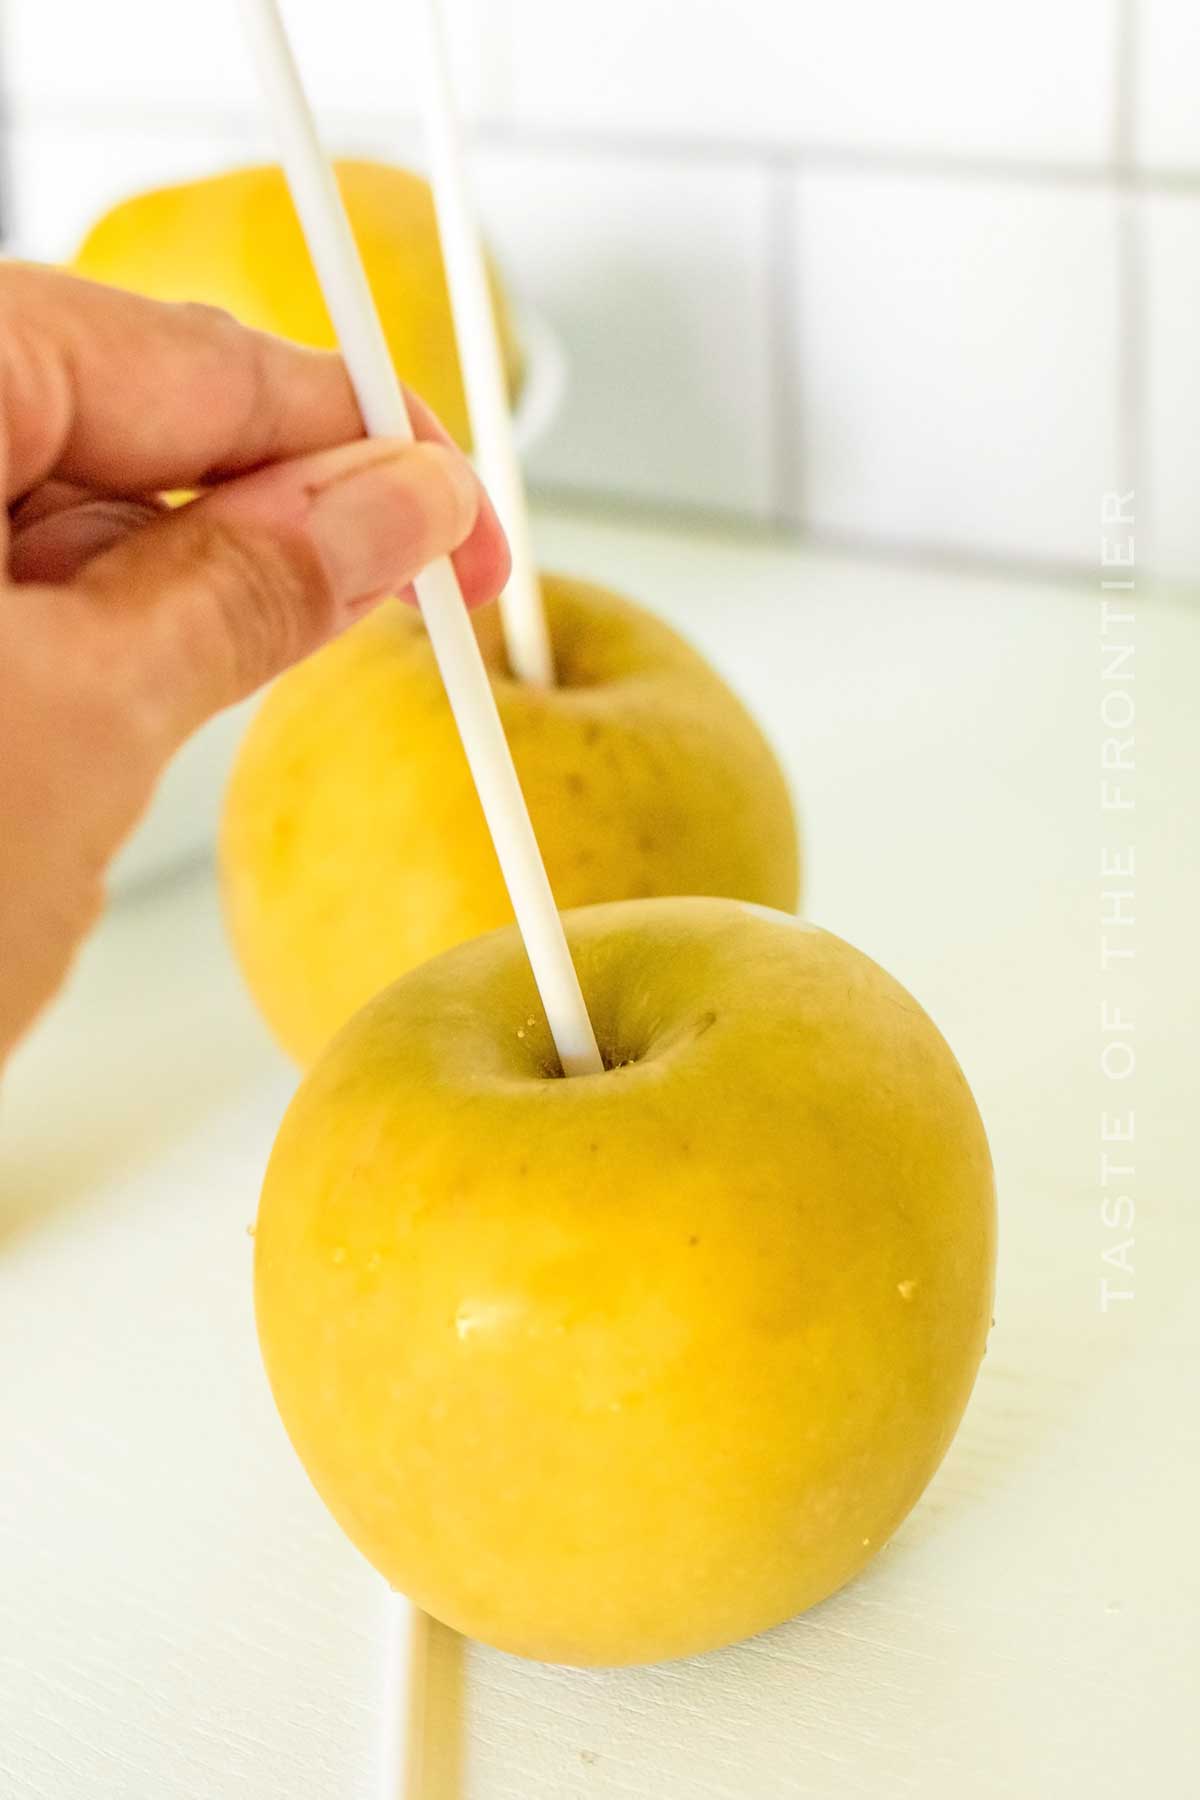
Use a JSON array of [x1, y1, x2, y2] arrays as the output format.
[[2, 506, 1197, 1798]]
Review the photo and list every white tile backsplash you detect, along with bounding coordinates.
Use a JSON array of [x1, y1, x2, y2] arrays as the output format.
[[3, 0, 1197, 581], [3, 0, 497, 117], [1137, 0, 1200, 171], [790, 172, 1122, 567], [4, 0, 254, 109], [507, 0, 1117, 163], [1143, 195, 1200, 580], [475, 147, 777, 517]]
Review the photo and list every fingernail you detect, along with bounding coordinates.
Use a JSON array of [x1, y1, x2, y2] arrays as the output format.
[[306, 440, 479, 609]]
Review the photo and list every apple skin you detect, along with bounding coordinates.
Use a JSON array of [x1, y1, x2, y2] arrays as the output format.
[[221, 575, 800, 1065], [255, 897, 995, 1667]]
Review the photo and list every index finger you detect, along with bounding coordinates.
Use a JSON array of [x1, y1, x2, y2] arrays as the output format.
[[0, 262, 456, 505]]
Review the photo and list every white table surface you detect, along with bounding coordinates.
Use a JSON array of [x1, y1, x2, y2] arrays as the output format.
[[2, 505, 1197, 1799]]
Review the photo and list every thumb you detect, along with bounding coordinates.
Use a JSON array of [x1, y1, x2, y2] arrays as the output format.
[[77, 436, 482, 749]]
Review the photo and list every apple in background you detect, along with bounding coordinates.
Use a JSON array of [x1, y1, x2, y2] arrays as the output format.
[[220, 575, 800, 1065], [71, 160, 523, 452], [254, 897, 995, 1667]]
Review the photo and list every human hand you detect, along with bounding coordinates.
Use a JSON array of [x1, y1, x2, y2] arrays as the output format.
[[0, 264, 510, 1062]]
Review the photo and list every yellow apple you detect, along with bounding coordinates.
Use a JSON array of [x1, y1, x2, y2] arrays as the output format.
[[71, 160, 523, 449], [255, 896, 996, 1667], [220, 574, 801, 1066]]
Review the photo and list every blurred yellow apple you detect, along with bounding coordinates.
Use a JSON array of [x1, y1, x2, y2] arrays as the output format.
[[220, 574, 800, 1065], [71, 159, 522, 448], [255, 895, 996, 1667]]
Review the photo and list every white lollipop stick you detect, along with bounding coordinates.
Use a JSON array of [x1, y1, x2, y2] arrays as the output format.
[[237, 4, 604, 1795], [383, 1598, 429, 1792], [412, 0, 554, 688], [237, 0, 600, 1078], [379, 1600, 431, 1799]]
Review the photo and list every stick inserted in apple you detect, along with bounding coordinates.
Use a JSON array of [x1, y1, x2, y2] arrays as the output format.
[[221, 572, 800, 1064], [237, 0, 993, 1699], [255, 896, 996, 1667]]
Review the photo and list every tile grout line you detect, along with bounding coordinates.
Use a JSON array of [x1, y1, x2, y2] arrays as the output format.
[[11, 91, 1200, 192], [1113, 0, 1148, 545], [766, 154, 803, 531], [1112, 0, 1137, 169]]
